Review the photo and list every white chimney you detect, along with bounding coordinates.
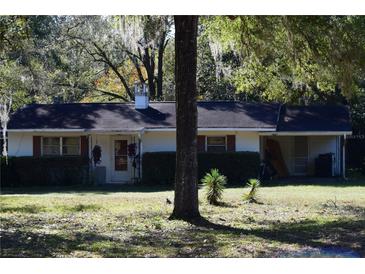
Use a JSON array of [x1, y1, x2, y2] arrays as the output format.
[[135, 83, 149, 109]]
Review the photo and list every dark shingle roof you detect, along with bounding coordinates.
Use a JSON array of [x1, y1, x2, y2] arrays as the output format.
[[7, 102, 351, 132], [277, 105, 352, 132], [8, 102, 280, 131]]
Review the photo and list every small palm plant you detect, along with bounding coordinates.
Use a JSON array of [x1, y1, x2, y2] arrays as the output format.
[[201, 169, 227, 205], [243, 178, 261, 203]]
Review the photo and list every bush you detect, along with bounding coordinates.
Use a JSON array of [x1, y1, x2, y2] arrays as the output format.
[[243, 178, 261, 203], [1, 156, 90, 187], [201, 169, 227, 205], [142, 151, 260, 185]]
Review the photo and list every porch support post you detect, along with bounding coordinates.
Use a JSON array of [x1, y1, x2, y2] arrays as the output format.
[[342, 134, 346, 179], [138, 131, 143, 182], [88, 134, 93, 184]]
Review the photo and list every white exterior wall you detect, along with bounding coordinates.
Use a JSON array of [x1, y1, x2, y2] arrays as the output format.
[[142, 131, 176, 152], [142, 130, 260, 153], [8, 130, 342, 182], [9, 130, 261, 157], [8, 132, 88, 157], [235, 132, 260, 152], [8, 132, 34, 156], [90, 134, 113, 183]]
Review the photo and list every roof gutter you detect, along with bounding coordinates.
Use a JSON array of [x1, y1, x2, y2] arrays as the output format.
[[259, 131, 353, 136], [7, 127, 276, 133], [144, 127, 276, 132], [6, 128, 145, 134]]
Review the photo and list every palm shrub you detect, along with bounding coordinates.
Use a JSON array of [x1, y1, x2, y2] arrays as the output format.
[[201, 168, 227, 205], [243, 178, 261, 203]]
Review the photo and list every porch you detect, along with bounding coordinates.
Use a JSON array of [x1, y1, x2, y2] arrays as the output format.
[[89, 132, 142, 184], [259, 134, 345, 178]]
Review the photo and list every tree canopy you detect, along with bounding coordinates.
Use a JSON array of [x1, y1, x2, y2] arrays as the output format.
[[201, 16, 365, 104], [1, 15, 364, 130]]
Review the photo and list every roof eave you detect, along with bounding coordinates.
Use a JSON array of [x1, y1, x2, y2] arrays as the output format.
[[259, 131, 352, 136]]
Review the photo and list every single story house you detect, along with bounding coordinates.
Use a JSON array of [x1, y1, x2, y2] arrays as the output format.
[[6, 90, 352, 183]]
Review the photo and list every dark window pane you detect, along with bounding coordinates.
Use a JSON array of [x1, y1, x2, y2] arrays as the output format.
[[207, 137, 225, 146], [115, 140, 127, 156], [62, 146, 79, 155], [207, 146, 226, 153], [62, 137, 80, 155], [43, 145, 60, 155], [43, 137, 60, 146], [43, 137, 60, 155], [63, 137, 79, 146]]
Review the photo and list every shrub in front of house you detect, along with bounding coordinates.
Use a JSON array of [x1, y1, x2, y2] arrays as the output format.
[[0, 156, 90, 187], [142, 151, 260, 185], [201, 168, 227, 205], [242, 178, 261, 203]]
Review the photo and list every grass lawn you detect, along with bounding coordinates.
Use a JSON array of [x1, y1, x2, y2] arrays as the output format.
[[1, 182, 365, 258]]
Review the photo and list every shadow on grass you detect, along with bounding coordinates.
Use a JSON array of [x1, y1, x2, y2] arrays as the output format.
[[0, 230, 122, 257], [55, 204, 103, 213], [321, 204, 365, 218], [2, 176, 365, 195], [1, 215, 364, 257], [0, 227, 223, 258], [208, 201, 239, 208], [0, 204, 46, 214], [186, 216, 365, 257]]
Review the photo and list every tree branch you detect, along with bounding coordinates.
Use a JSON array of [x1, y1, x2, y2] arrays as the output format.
[[91, 41, 133, 99], [54, 83, 129, 101]]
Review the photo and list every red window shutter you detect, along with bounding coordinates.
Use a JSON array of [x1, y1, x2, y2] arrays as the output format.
[[197, 135, 206, 152], [33, 136, 41, 157], [80, 136, 89, 157], [227, 135, 236, 152]]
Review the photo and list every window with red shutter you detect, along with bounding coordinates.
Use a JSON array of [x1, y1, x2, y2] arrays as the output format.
[[226, 135, 236, 152], [80, 136, 89, 157], [33, 136, 41, 157], [207, 136, 226, 152]]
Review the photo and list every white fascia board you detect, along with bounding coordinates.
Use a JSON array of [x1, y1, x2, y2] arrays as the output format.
[[7, 128, 144, 134], [144, 127, 276, 132], [8, 128, 351, 136], [259, 131, 352, 136], [7, 129, 86, 132]]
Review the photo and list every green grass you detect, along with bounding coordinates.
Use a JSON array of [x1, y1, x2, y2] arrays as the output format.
[[1, 182, 364, 257]]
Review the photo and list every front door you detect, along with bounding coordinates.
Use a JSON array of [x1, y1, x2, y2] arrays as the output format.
[[294, 136, 308, 175], [111, 138, 129, 182]]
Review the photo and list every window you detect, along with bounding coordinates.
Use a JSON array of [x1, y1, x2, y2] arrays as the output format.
[[62, 137, 80, 155], [207, 136, 226, 152], [114, 140, 128, 171], [42, 137, 80, 156], [43, 137, 61, 156]]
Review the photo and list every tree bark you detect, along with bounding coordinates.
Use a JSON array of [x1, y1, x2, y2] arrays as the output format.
[[170, 16, 200, 221], [156, 31, 167, 99], [128, 53, 145, 84], [90, 41, 134, 100], [143, 47, 156, 99]]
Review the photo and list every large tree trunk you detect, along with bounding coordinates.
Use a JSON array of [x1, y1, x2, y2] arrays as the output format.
[[170, 16, 200, 221]]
